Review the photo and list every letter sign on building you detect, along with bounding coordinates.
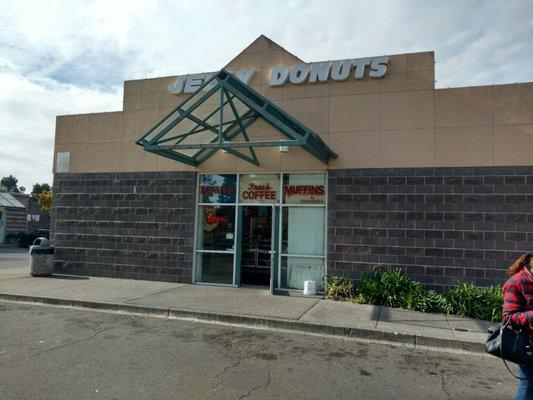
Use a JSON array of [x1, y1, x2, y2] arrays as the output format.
[[284, 184, 326, 204], [270, 66, 289, 87], [269, 56, 389, 87], [200, 174, 237, 203], [168, 69, 256, 95], [239, 174, 280, 203], [168, 55, 389, 94]]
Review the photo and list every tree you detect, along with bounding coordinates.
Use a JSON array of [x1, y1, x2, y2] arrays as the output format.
[[1, 175, 20, 192], [36, 190, 52, 215], [32, 183, 51, 196]]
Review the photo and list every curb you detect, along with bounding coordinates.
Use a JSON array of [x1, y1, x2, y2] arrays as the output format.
[[0, 292, 485, 354]]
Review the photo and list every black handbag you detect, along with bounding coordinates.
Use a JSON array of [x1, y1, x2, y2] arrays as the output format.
[[485, 318, 533, 379]]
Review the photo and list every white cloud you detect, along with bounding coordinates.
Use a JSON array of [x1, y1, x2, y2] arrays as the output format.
[[0, 71, 121, 190], [0, 0, 532, 189]]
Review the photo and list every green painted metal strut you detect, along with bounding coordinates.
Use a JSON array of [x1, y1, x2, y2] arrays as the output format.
[[137, 69, 337, 167]]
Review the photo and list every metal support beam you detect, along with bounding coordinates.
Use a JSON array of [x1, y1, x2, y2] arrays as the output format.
[[137, 69, 338, 168], [218, 86, 224, 143], [150, 139, 305, 151], [146, 149, 199, 167], [193, 113, 259, 164], [223, 88, 258, 163], [221, 81, 301, 141], [222, 76, 338, 163], [147, 81, 222, 145], [157, 119, 237, 145]]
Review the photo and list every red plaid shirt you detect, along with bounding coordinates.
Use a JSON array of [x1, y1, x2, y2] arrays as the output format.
[[502, 267, 533, 334]]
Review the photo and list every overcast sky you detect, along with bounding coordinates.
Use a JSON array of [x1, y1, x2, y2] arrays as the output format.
[[1, 0, 532, 191]]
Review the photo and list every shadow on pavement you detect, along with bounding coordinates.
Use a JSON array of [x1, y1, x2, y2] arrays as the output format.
[[47, 274, 90, 281]]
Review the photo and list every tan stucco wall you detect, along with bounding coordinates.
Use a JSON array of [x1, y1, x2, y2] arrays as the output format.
[[54, 36, 533, 174]]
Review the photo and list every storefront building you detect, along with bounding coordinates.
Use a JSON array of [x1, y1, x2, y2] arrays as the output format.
[[52, 35, 533, 292], [0, 191, 27, 243]]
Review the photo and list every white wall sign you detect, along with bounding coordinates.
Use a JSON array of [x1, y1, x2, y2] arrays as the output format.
[[270, 56, 389, 87], [168, 69, 256, 95], [56, 152, 70, 173]]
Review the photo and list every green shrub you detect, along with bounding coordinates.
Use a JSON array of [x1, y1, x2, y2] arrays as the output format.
[[355, 269, 451, 313], [357, 269, 417, 308], [326, 271, 503, 322], [478, 286, 503, 323], [325, 276, 356, 301], [355, 271, 386, 305], [445, 283, 502, 323], [401, 282, 450, 313]]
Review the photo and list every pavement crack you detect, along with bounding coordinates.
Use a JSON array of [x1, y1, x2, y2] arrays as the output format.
[[2, 326, 113, 364], [264, 368, 272, 390], [440, 371, 452, 400], [125, 285, 190, 302], [28, 327, 113, 359], [216, 358, 243, 379], [296, 299, 320, 320], [238, 368, 271, 400]]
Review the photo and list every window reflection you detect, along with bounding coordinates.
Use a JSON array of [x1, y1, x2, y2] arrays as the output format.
[[197, 205, 235, 251]]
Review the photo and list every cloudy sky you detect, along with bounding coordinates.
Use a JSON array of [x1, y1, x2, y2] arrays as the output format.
[[0, 0, 532, 191]]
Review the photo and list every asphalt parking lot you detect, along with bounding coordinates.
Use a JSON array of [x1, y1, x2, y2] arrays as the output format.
[[0, 301, 516, 400], [0, 246, 29, 278]]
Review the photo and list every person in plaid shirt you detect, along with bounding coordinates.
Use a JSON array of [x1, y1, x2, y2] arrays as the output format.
[[502, 253, 533, 400]]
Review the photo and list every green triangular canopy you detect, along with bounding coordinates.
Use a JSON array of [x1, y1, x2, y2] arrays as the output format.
[[136, 70, 337, 167]]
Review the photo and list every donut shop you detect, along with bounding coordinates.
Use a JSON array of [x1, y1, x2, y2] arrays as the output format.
[[52, 35, 533, 292]]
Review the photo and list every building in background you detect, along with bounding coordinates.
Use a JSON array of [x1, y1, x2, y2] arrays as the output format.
[[0, 190, 26, 243], [52, 35, 533, 292], [25, 196, 51, 234], [0, 189, 51, 244]]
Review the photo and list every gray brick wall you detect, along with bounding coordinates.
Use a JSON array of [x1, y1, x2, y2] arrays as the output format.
[[328, 167, 533, 291], [52, 172, 196, 283]]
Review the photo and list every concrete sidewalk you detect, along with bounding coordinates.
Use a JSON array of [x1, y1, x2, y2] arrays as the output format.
[[0, 268, 492, 353]]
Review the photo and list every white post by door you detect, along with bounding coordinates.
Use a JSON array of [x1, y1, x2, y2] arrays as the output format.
[[269, 205, 280, 294]]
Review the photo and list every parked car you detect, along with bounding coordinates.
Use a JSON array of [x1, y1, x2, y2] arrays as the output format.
[[18, 229, 50, 248]]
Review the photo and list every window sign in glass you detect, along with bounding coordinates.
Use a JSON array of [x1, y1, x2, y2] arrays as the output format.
[[281, 256, 325, 291], [200, 174, 237, 204], [239, 174, 280, 203], [283, 173, 326, 204], [282, 207, 325, 256], [196, 205, 236, 251]]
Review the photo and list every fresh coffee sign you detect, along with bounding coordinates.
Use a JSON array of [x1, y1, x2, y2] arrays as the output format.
[[239, 174, 280, 203]]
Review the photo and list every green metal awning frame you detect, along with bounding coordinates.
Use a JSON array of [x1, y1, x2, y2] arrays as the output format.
[[136, 69, 337, 167]]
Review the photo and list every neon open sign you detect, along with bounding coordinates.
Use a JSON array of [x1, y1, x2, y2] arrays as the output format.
[[206, 215, 228, 224]]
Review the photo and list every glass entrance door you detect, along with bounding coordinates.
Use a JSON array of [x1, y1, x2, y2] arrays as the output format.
[[238, 205, 273, 286], [234, 204, 280, 290], [194, 172, 324, 290]]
